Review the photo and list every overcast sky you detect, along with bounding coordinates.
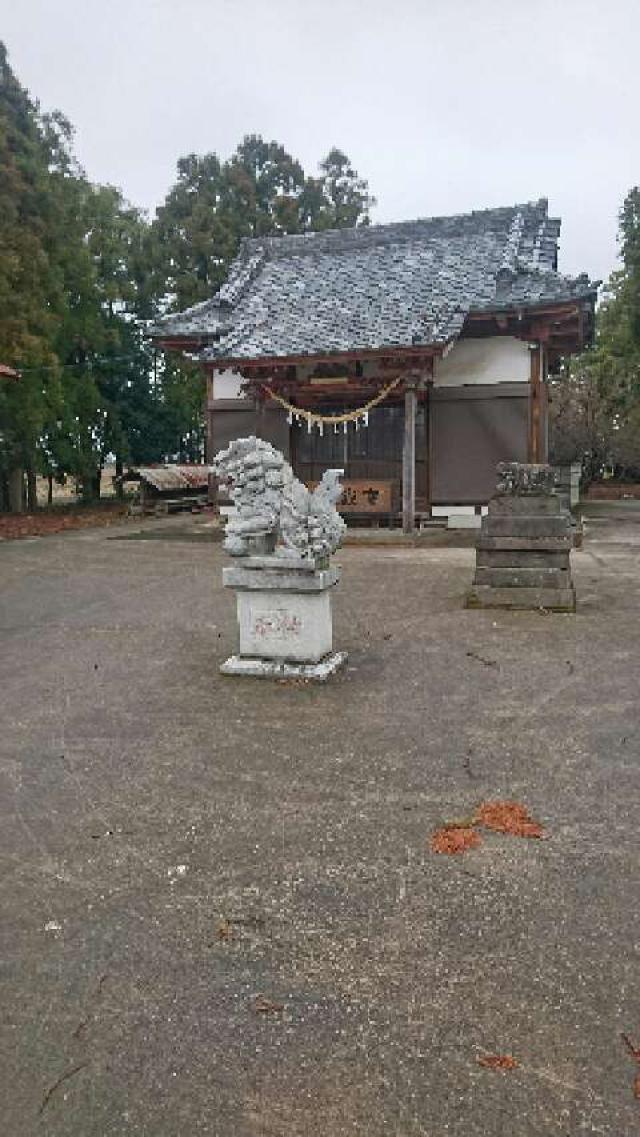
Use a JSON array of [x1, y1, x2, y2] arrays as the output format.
[[3, 0, 639, 283]]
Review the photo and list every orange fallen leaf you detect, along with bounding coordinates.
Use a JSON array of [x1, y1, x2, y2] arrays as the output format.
[[477, 1054, 519, 1070], [621, 1034, 640, 1099], [430, 826, 481, 855], [475, 801, 544, 839], [252, 994, 284, 1014], [621, 1033, 640, 1061]]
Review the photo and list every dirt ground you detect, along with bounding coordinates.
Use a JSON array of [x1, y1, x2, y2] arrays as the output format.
[[1, 503, 639, 1136], [0, 502, 129, 541]]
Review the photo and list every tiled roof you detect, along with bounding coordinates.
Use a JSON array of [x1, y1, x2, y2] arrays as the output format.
[[151, 199, 598, 361]]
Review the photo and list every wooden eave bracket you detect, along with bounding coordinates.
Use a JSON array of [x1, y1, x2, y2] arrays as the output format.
[[211, 345, 439, 375]]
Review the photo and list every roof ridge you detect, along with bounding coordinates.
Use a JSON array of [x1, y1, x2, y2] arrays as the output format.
[[237, 199, 550, 259]]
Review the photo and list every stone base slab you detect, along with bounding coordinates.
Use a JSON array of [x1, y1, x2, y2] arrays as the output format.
[[466, 585, 576, 612], [477, 535, 573, 552], [482, 516, 571, 538], [473, 566, 572, 588], [241, 554, 325, 572], [235, 586, 334, 662], [488, 496, 563, 516], [223, 564, 339, 592], [220, 651, 348, 682], [476, 549, 570, 569]]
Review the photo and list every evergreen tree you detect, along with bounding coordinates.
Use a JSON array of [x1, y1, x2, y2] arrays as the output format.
[[1, 39, 376, 507], [149, 136, 373, 464], [0, 42, 70, 506], [551, 187, 640, 479], [302, 147, 375, 231], [151, 135, 374, 311]]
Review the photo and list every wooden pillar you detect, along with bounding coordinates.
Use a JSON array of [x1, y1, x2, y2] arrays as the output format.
[[529, 346, 542, 463], [402, 384, 417, 533], [205, 370, 214, 464], [424, 373, 434, 516], [538, 347, 549, 462]]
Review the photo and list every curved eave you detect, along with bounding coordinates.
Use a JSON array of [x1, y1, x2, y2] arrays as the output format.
[[199, 343, 444, 372], [151, 293, 597, 367]]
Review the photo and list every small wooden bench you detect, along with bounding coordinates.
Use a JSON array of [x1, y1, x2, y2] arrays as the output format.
[[151, 494, 208, 516]]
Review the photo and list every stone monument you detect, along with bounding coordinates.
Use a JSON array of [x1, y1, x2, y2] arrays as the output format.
[[213, 437, 347, 680], [466, 462, 576, 612]]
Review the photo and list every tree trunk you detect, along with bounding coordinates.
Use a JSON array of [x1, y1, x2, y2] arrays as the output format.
[[115, 456, 124, 499], [8, 467, 25, 513], [47, 474, 54, 505], [26, 468, 38, 511], [82, 468, 102, 502]]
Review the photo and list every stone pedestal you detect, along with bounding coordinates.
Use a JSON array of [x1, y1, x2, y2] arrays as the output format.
[[466, 463, 576, 612], [221, 556, 347, 680]]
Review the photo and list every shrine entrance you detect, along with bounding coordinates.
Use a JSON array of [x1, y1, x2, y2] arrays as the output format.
[[291, 402, 428, 521]]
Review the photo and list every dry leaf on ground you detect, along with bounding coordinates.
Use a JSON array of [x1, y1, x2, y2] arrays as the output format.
[[217, 919, 233, 941], [252, 995, 284, 1014], [477, 1054, 519, 1070], [0, 506, 126, 541], [621, 1033, 640, 1061], [475, 800, 544, 839], [430, 826, 481, 855], [621, 1034, 640, 1099]]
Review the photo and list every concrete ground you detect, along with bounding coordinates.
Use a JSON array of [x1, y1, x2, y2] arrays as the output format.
[[1, 503, 639, 1136]]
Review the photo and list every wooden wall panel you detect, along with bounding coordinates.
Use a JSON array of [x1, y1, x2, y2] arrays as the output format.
[[430, 385, 529, 504]]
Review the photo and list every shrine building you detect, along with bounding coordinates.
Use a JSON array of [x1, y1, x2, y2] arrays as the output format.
[[151, 199, 597, 530]]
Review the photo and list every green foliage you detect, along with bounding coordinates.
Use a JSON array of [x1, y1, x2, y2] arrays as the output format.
[[152, 135, 375, 310], [0, 40, 374, 508], [551, 186, 640, 480]]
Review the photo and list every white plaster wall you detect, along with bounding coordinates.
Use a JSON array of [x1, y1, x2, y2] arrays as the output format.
[[432, 504, 488, 529], [434, 337, 530, 386], [212, 369, 245, 400]]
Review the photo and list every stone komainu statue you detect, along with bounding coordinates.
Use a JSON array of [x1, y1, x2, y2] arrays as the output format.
[[213, 437, 345, 561]]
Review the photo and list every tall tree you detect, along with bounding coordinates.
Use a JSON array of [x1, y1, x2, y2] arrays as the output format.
[[302, 147, 375, 231], [1, 42, 376, 507], [550, 186, 640, 479], [149, 137, 373, 466], [0, 42, 68, 506], [151, 135, 374, 311]]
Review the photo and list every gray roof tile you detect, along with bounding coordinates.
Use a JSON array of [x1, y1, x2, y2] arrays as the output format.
[[151, 199, 598, 360]]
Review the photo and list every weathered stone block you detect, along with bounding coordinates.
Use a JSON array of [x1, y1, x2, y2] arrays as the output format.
[[472, 566, 571, 589], [481, 515, 572, 538], [476, 549, 569, 570], [467, 463, 576, 612], [488, 495, 562, 517], [467, 585, 576, 612], [223, 564, 339, 592], [235, 584, 334, 663], [476, 535, 573, 552], [495, 462, 558, 496], [220, 651, 347, 682]]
